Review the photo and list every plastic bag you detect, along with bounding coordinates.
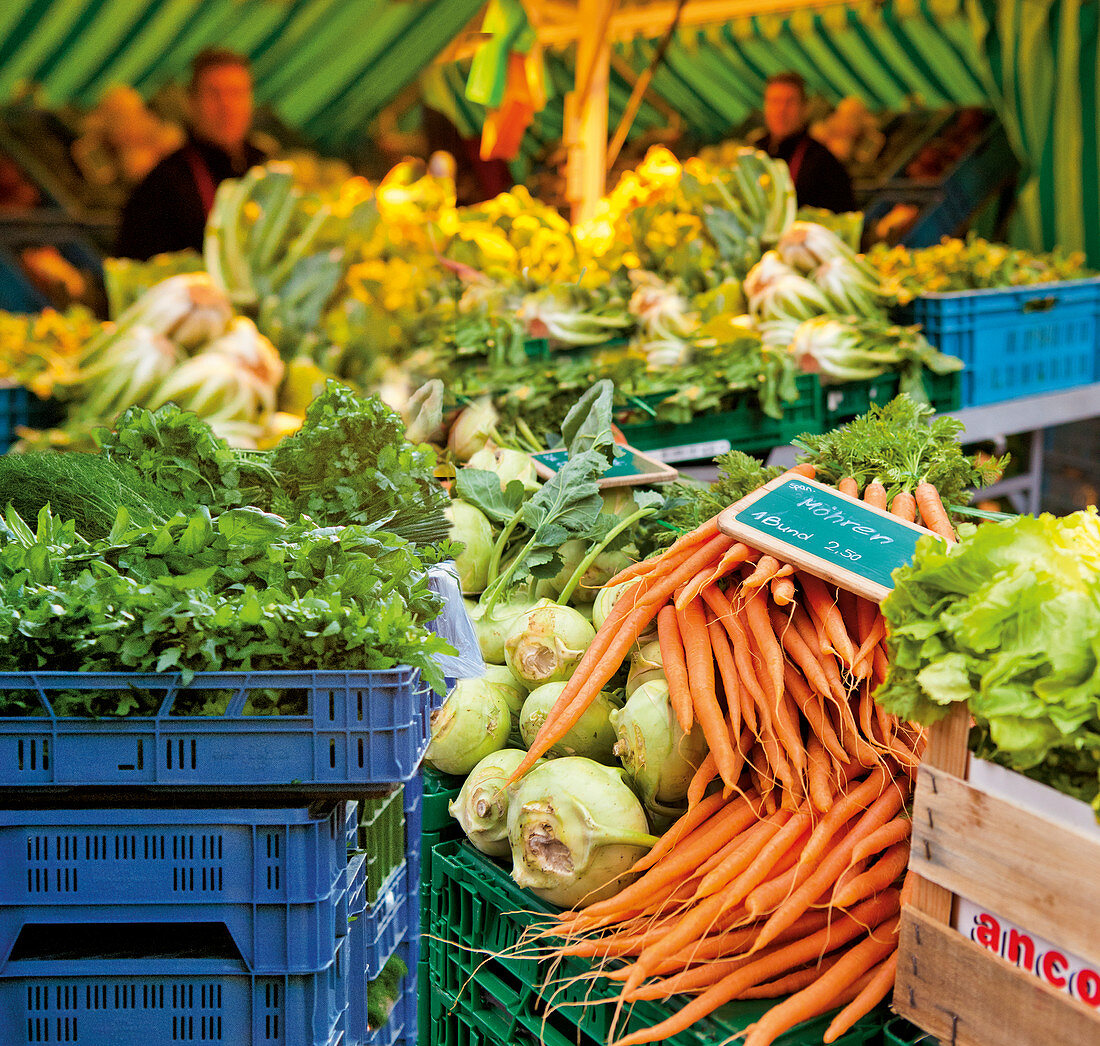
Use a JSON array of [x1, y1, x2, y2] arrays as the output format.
[[426, 562, 485, 681]]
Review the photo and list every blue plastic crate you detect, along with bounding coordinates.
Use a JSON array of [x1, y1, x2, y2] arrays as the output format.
[[338, 853, 366, 940], [350, 862, 411, 980], [0, 931, 350, 1045], [347, 776, 421, 1046], [349, 934, 417, 1046], [0, 384, 60, 451], [0, 805, 350, 972], [0, 668, 433, 792], [894, 278, 1100, 406]]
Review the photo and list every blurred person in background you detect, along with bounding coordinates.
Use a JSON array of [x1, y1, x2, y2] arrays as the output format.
[[116, 47, 268, 260], [749, 71, 856, 213]]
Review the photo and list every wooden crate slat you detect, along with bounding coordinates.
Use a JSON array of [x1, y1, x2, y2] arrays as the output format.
[[909, 764, 1100, 968], [894, 908, 1100, 1046]]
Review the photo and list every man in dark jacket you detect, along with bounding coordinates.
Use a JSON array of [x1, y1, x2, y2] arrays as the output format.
[[750, 71, 856, 214], [116, 48, 268, 260]]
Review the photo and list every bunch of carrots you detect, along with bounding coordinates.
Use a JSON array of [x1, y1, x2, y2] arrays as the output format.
[[505, 464, 959, 1046]]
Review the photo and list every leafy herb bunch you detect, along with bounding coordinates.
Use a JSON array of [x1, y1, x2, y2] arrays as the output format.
[[0, 503, 452, 705]]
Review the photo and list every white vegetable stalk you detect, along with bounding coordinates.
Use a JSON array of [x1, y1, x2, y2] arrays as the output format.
[[775, 220, 857, 273], [76, 325, 182, 419], [792, 316, 906, 381], [628, 272, 697, 342], [812, 257, 886, 319], [83, 274, 233, 367], [144, 321, 283, 424], [749, 272, 833, 325], [742, 250, 798, 303]]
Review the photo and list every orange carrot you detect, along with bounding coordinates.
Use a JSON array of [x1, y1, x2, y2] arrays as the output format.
[[799, 765, 895, 871], [660, 909, 835, 978], [770, 606, 832, 701], [790, 605, 849, 707], [832, 841, 910, 908], [710, 814, 813, 906], [862, 478, 888, 509], [678, 597, 739, 788], [838, 476, 859, 497], [740, 586, 785, 711], [706, 607, 742, 743], [749, 785, 906, 947], [675, 541, 756, 610], [872, 642, 891, 686], [629, 789, 728, 875], [575, 794, 760, 923], [823, 951, 899, 1043], [770, 574, 797, 605], [659, 604, 694, 733], [736, 951, 846, 999], [692, 812, 793, 899], [743, 554, 785, 590], [798, 573, 858, 669], [781, 660, 850, 767], [613, 892, 900, 1041], [914, 480, 956, 542], [741, 916, 900, 1046], [851, 815, 912, 863], [700, 585, 759, 735], [852, 612, 887, 679], [605, 517, 723, 589], [686, 751, 719, 809], [806, 735, 835, 812], [889, 490, 917, 522]]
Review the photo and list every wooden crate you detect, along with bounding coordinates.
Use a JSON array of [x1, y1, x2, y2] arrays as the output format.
[[894, 704, 1100, 1045]]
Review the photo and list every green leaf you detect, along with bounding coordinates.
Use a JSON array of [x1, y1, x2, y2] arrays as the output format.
[[453, 469, 525, 524], [156, 648, 181, 672], [520, 450, 604, 545], [560, 380, 616, 462]]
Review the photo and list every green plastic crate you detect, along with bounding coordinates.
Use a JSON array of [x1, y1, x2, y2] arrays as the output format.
[[422, 766, 464, 833], [420, 768, 465, 926], [819, 370, 962, 429], [418, 959, 433, 1046], [428, 841, 883, 1046], [355, 785, 406, 906], [617, 374, 824, 461], [883, 1015, 940, 1045]]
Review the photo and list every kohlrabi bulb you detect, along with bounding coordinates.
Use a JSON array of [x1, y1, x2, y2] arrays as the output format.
[[449, 748, 538, 856], [424, 680, 510, 776], [610, 679, 708, 807], [519, 681, 618, 763], [504, 599, 595, 689], [508, 757, 657, 909]]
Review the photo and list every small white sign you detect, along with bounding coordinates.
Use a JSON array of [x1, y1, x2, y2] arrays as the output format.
[[646, 439, 732, 464]]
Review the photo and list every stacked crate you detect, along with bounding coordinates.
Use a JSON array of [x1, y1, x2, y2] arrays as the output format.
[[0, 667, 433, 1045]]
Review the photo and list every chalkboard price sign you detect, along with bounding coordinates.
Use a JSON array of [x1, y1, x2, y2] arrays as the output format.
[[531, 443, 678, 489], [717, 475, 943, 602]]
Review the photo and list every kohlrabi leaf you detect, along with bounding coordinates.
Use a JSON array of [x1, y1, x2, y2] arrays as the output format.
[[520, 451, 605, 547], [453, 469, 526, 524], [560, 380, 615, 463]]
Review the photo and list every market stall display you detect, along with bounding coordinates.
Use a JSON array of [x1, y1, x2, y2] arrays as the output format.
[[422, 393, 1013, 1046], [1, 8, 1099, 1043]]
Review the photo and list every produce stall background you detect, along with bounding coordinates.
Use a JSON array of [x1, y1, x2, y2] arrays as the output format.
[[0, 0, 1093, 264]]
